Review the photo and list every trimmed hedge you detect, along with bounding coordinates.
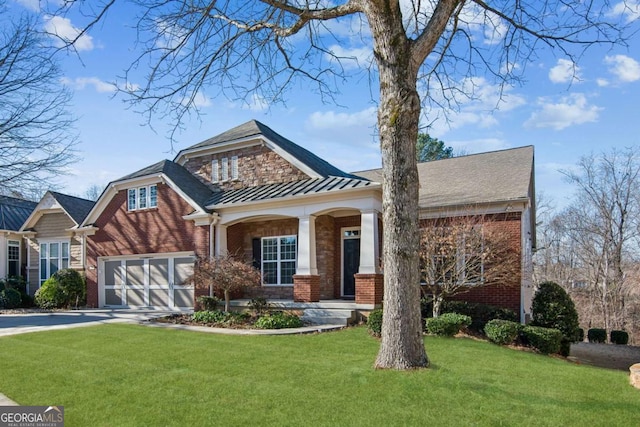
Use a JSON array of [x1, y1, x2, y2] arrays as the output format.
[[610, 330, 629, 345], [254, 312, 303, 329], [484, 319, 522, 345], [440, 301, 518, 333], [587, 328, 607, 343], [531, 281, 580, 343], [521, 325, 562, 354], [425, 313, 471, 337], [367, 309, 383, 337], [0, 288, 21, 309]]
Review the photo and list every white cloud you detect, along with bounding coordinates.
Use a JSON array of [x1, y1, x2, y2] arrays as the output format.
[[307, 106, 377, 130], [607, 1, 640, 23], [61, 77, 115, 93], [596, 78, 610, 87], [448, 137, 510, 155], [524, 93, 602, 130], [326, 45, 373, 69], [549, 59, 581, 84], [44, 16, 94, 51], [604, 54, 640, 82], [243, 94, 269, 112], [191, 91, 211, 108], [458, 3, 507, 45]]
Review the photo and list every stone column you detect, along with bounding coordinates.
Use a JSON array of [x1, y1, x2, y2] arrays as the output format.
[[294, 215, 320, 302], [355, 210, 383, 306]]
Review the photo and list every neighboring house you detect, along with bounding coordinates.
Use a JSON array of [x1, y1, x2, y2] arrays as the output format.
[[0, 196, 37, 281], [19, 192, 95, 296], [77, 120, 535, 320]]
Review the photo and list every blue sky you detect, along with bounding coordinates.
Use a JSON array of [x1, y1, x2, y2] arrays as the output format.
[[9, 1, 640, 210]]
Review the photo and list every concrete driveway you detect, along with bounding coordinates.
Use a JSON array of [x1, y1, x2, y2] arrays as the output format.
[[0, 309, 176, 337]]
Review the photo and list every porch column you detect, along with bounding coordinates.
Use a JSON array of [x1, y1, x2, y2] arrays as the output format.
[[355, 210, 383, 306], [293, 214, 320, 302], [215, 224, 228, 256]]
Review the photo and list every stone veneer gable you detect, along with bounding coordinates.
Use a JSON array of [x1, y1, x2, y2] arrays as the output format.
[[183, 144, 310, 191]]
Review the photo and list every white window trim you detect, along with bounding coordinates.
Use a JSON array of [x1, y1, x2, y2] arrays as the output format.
[[39, 240, 70, 285], [128, 184, 158, 211], [221, 157, 229, 181], [7, 240, 20, 278], [261, 235, 297, 286], [211, 160, 219, 183], [231, 155, 239, 180]]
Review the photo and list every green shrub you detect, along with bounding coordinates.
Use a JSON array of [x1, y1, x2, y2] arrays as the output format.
[[441, 301, 518, 333], [484, 319, 522, 345], [35, 269, 86, 309], [0, 276, 27, 294], [577, 328, 585, 342], [192, 310, 226, 324], [610, 330, 629, 345], [255, 312, 303, 329], [587, 328, 606, 343], [34, 278, 66, 309], [0, 288, 21, 309], [367, 309, 383, 337], [196, 296, 220, 311], [425, 313, 471, 337], [248, 297, 270, 315], [531, 281, 580, 342], [521, 325, 562, 354]]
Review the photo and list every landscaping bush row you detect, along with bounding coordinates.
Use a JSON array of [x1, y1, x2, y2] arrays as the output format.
[[191, 309, 303, 329], [484, 320, 563, 354], [586, 328, 629, 344], [420, 299, 518, 333], [35, 269, 86, 309], [425, 313, 472, 337], [0, 277, 34, 309]]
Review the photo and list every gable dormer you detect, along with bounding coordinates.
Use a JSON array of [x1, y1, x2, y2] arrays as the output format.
[[174, 120, 354, 191]]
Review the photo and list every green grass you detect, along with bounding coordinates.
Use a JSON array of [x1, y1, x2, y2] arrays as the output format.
[[1, 325, 638, 426]]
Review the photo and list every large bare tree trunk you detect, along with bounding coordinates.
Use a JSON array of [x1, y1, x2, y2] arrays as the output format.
[[368, 2, 429, 369]]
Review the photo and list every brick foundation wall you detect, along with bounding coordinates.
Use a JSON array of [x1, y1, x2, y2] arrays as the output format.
[[293, 275, 320, 302], [85, 183, 211, 307], [355, 273, 384, 305], [419, 212, 523, 314]]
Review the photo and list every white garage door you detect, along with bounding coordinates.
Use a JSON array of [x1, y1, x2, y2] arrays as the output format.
[[100, 254, 195, 309]]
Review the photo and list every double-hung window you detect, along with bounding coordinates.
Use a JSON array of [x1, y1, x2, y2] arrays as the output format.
[[40, 241, 70, 285], [128, 185, 158, 211], [261, 236, 297, 285], [7, 240, 20, 277]]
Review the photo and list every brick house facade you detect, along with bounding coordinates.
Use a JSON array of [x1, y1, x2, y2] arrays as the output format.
[[66, 120, 534, 320]]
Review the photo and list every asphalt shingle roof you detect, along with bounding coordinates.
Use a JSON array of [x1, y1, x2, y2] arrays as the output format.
[[176, 120, 358, 179], [0, 196, 37, 231], [354, 146, 534, 209], [117, 160, 213, 211], [49, 192, 95, 225]]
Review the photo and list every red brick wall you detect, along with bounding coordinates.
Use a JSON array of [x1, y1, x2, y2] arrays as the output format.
[[315, 215, 335, 299], [183, 145, 309, 191], [419, 212, 522, 314], [85, 183, 211, 307]]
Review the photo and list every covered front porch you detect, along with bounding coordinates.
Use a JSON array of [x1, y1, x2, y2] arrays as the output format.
[[209, 188, 384, 308]]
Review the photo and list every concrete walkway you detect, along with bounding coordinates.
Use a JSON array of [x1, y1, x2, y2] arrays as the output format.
[[0, 392, 18, 406]]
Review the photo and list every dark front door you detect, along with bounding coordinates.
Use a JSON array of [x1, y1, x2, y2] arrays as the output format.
[[343, 238, 360, 298]]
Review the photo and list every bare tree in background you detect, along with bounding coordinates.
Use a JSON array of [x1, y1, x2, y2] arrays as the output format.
[[420, 214, 521, 317], [0, 3, 77, 197], [62, 0, 634, 369]]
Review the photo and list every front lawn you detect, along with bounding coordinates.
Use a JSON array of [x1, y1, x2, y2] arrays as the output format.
[[1, 325, 638, 426]]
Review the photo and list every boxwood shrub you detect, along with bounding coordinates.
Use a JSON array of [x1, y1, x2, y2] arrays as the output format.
[[521, 325, 562, 354], [367, 308, 383, 337], [587, 328, 607, 343], [484, 319, 522, 345], [610, 330, 629, 345], [255, 312, 303, 329], [0, 288, 21, 309], [425, 312, 471, 337], [441, 301, 518, 333], [196, 296, 220, 311]]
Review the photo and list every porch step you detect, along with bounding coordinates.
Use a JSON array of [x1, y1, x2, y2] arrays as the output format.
[[301, 308, 355, 326]]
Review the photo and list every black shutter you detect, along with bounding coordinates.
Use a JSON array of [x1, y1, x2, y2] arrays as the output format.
[[252, 238, 261, 269]]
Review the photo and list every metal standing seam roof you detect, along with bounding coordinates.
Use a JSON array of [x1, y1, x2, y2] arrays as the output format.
[[207, 176, 376, 207], [0, 196, 37, 231]]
